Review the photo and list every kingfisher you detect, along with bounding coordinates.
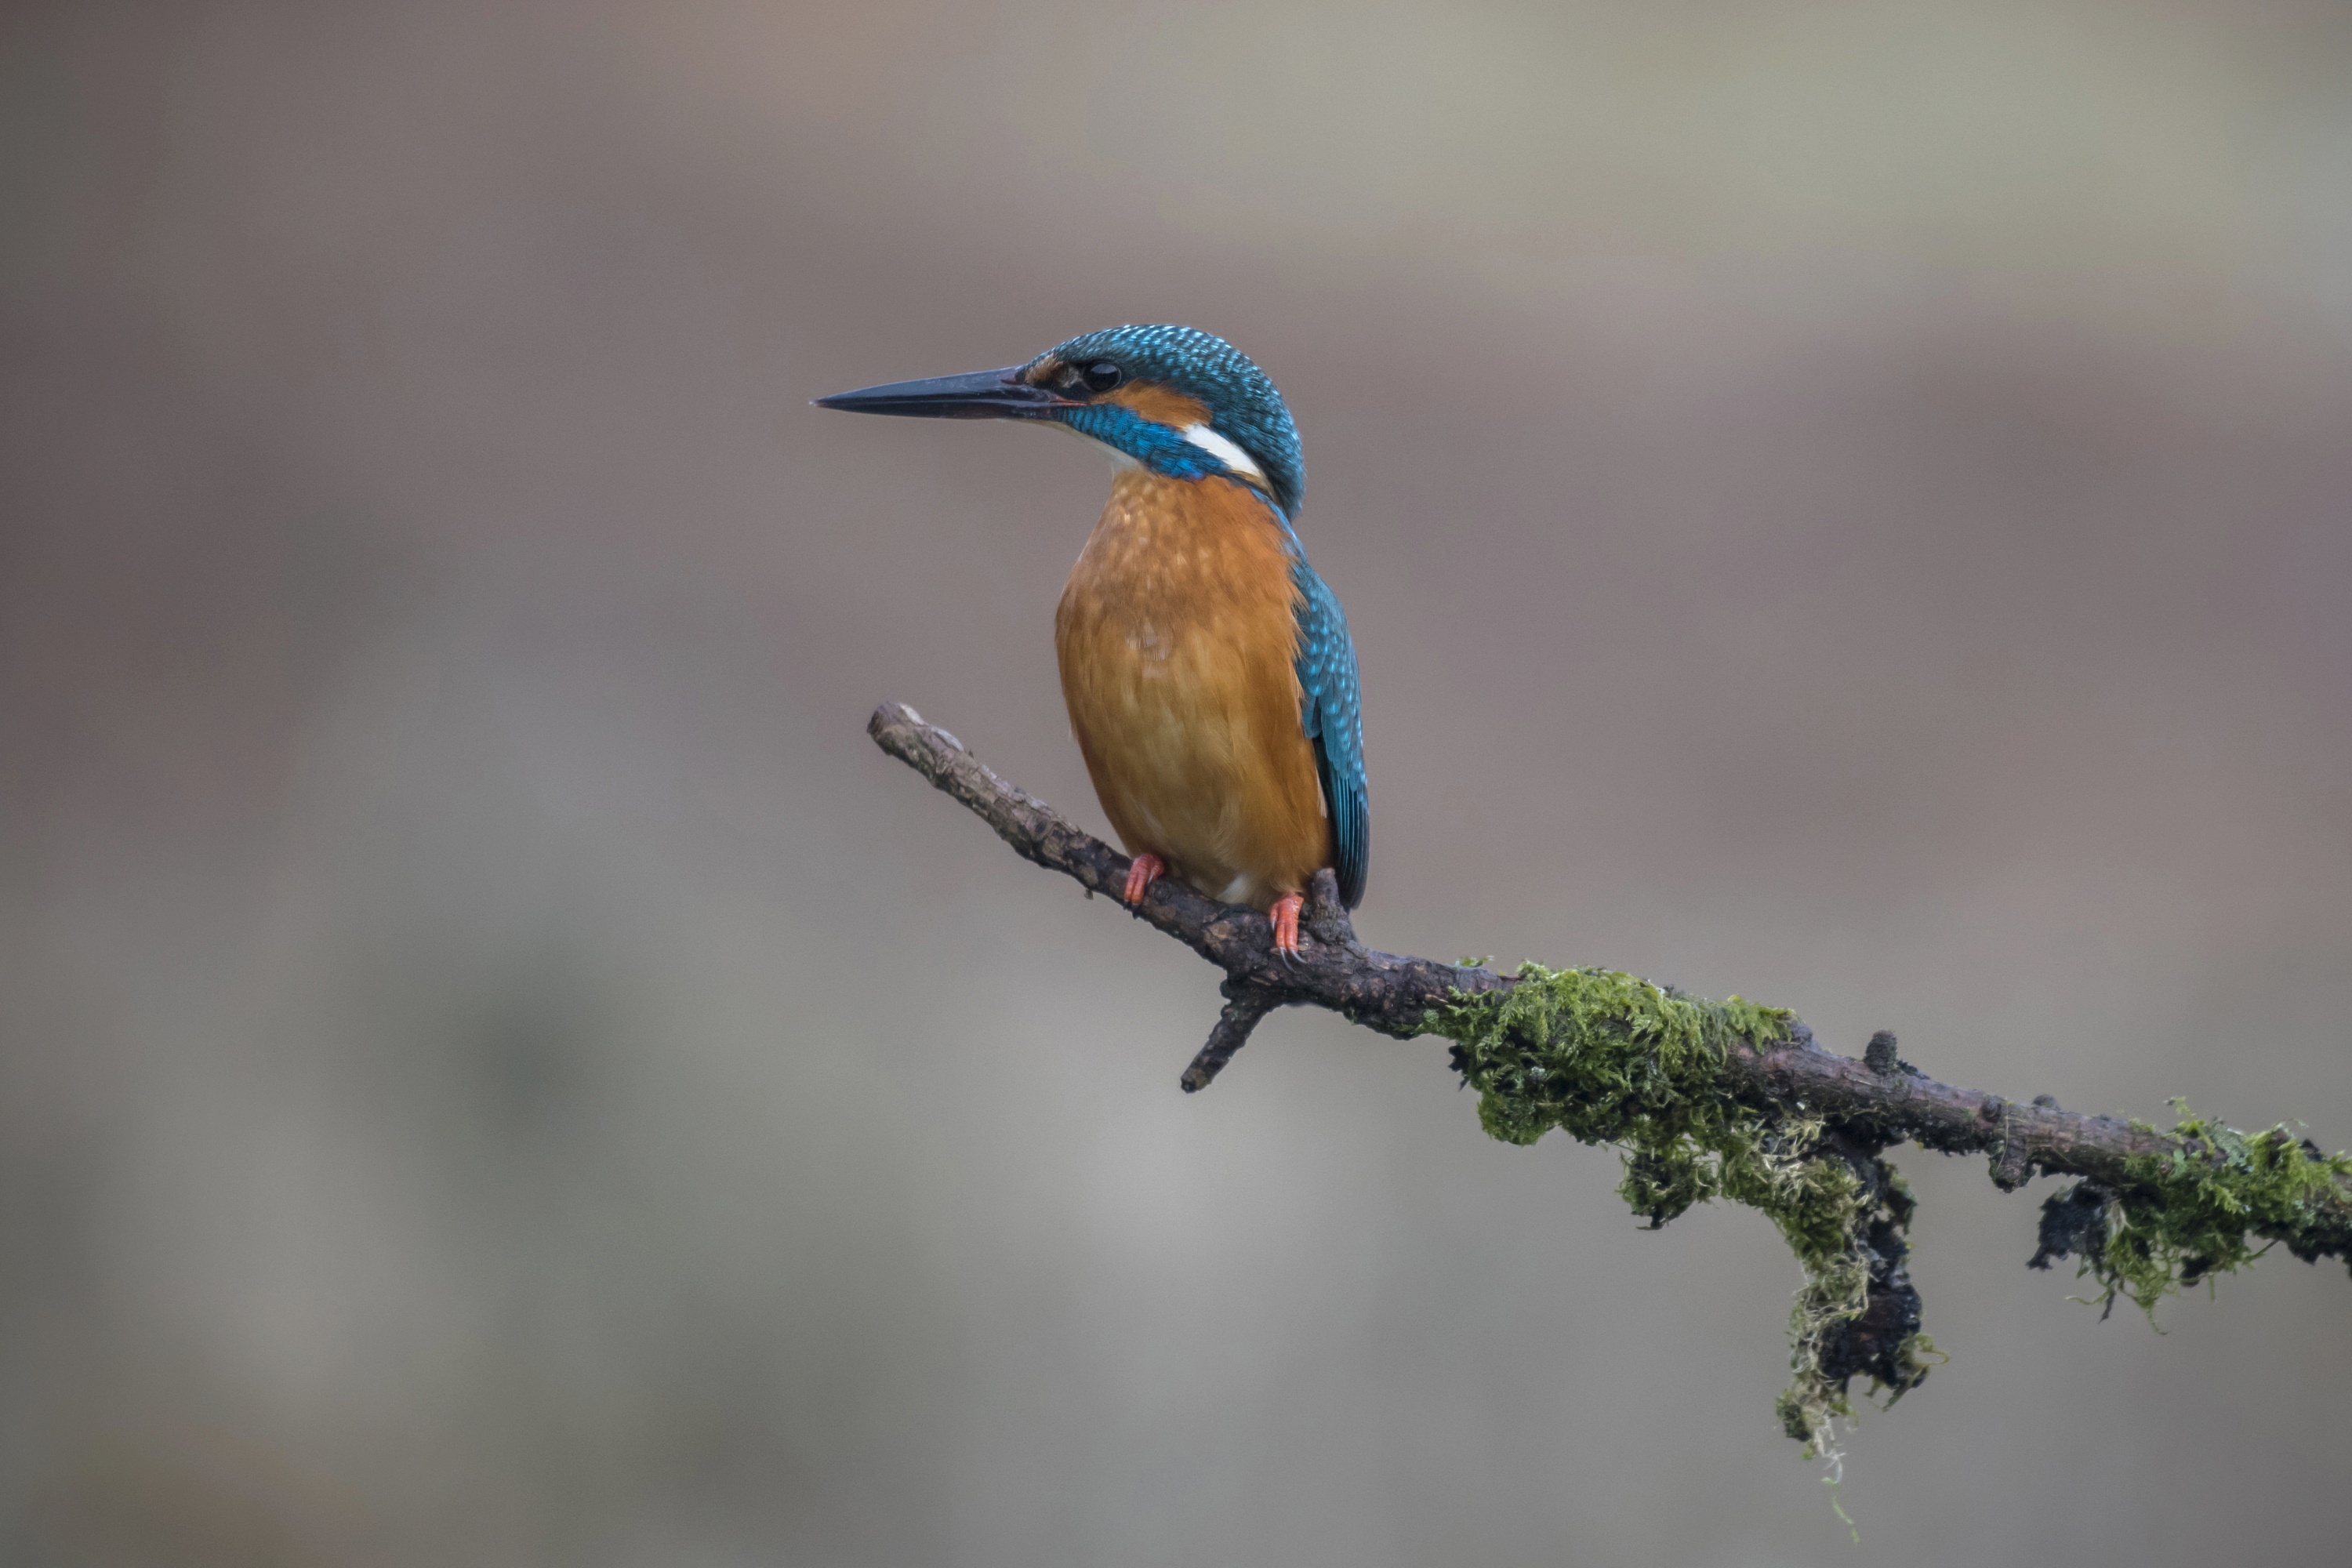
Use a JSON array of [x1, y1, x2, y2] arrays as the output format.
[[818, 325, 1367, 956]]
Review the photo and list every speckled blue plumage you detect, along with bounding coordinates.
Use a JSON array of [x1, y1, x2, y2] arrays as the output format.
[[1041, 324, 1367, 909], [1036, 325, 1306, 519]]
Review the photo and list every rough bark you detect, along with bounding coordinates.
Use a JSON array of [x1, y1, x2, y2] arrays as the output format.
[[867, 701, 2352, 1261]]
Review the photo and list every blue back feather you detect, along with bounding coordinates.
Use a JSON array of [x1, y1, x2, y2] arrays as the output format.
[[1289, 548, 1369, 909]]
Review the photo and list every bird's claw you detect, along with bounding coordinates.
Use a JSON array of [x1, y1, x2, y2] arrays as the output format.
[[1270, 892, 1304, 961], [1121, 853, 1164, 907]]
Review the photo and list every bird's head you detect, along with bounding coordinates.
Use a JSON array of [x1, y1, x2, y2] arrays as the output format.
[[816, 324, 1304, 519]]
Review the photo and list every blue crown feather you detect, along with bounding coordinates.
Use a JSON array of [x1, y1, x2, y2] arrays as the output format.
[[1035, 324, 1307, 520]]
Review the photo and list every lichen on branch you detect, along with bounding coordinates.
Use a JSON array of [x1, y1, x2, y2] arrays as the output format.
[[1429, 965, 1937, 1461], [2034, 1105, 2352, 1319]]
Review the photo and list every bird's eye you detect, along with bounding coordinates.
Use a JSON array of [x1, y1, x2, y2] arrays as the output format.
[[1082, 361, 1124, 393]]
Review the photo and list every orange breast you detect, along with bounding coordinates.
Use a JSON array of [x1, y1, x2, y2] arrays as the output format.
[[1054, 470, 1330, 911]]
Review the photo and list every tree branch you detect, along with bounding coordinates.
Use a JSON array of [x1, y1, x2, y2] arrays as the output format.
[[869, 699, 2352, 1452], [870, 702, 2338, 1206]]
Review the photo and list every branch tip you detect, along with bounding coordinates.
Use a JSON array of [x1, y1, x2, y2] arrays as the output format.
[[1182, 989, 1279, 1092]]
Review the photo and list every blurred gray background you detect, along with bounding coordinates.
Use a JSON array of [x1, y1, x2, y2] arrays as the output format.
[[5, 1, 2350, 1563]]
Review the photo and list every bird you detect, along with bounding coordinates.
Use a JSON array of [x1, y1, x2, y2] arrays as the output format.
[[817, 325, 1367, 956]]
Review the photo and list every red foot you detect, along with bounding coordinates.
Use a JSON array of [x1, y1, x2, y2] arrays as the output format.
[[1121, 853, 1164, 906], [1270, 891, 1304, 958]]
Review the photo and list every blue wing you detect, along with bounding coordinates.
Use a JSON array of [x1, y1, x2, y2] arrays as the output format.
[[1290, 552, 1369, 909]]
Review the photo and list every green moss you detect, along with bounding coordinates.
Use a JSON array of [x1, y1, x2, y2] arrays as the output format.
[[1430, 965, 1925, 1468], [1430, 970, 2352, 1494], [2062, 1101, 2352, 1319]]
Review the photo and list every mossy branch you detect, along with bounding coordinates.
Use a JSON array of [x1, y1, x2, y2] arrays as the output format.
[[869, 702, 2352, 1461]]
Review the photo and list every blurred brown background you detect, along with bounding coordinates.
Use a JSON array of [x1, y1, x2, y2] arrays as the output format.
[[4, 1, 2350, 1562]]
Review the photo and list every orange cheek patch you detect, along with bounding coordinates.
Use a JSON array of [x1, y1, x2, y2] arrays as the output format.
[[1103, 382, 1213, 428]]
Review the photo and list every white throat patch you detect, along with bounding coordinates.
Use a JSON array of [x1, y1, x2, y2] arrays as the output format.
[[1179, 423, 1265, 480], [1051, 419, 1142, 470]]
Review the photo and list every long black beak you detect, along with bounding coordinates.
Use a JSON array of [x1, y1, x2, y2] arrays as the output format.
[[813, 365, 1073, 420]]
